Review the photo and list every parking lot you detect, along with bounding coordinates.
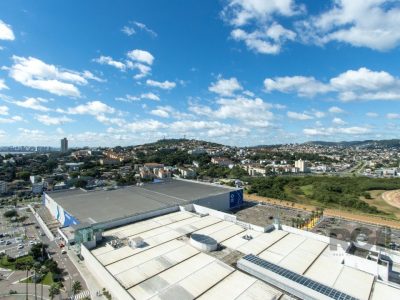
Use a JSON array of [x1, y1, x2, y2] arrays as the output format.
[[0, 206, 43, 258]]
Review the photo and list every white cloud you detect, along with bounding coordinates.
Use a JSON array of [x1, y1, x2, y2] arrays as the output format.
[[141, 93, 160, 101], [329, 106, 345, 113], [0, 115, 22, 123], [287, 111, 313, 120], [146, 79, 176, 90], [129, 62, 151, 79], [332, 117, 347, 125], [126, 119, 166, 132], [93, 56, 126, 71], [0, 79, 8, 90], [231, 23, 296, 54], [13, 97, 50, 112], [0, 105, 9, 115], [121, 26, 136, 36], [222, 0, 302, 27], [60, 100, 115, 115], [298, 0, 400, 51], [116, 93, 160, 102], [387, 113, 400, 119], [133, 21, 157, 37], [150, 109, 170, 118], [366, 112, 379, 117], [303, 126, 370, 136], [127, 49, 154, 65], [209, 77, 242, 96], [9, 56, 95, 97], [35, 114, 73, 126], [189, 96, 273, 127], [264, 67, 400, 101], [264, 75, 332, 97], [96, 115, 126, 127], [222, 0, 303, 54], [0, 20, 15, 40]]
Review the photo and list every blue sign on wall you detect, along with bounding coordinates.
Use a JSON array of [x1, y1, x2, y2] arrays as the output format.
[[229, 190, 243, 208], [63, 211, 79, 227]]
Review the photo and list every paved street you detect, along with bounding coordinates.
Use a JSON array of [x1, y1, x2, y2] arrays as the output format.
[[1, 204, 88, 299]]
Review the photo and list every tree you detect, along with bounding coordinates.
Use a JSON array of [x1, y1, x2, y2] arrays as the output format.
[[29, 243, 48, 261], [72, 280, 82, 297], [16, 171, 30, 181], [74, 179, 88, 188], [49, 282, 61, 300], [3, 209, 18, 218]]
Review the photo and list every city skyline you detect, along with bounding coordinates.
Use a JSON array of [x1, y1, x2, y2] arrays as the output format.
[[1, 0, 400, 147]]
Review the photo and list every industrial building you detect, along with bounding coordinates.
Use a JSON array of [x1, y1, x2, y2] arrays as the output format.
[[43, 179, 243, 248], [80, 206, 400, 300]]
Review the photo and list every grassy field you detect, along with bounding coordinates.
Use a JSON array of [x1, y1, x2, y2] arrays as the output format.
[[20, 271, 54, 285], [362, 190, 400, 219]]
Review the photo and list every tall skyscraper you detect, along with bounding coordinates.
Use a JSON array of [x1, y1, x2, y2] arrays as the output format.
[[61, 137, 68, 152]]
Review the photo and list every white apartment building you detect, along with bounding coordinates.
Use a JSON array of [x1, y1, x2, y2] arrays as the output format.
[[0, 181, 7, 194]]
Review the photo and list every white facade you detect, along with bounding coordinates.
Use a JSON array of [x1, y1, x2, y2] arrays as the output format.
[[294, 159, 308, 172]]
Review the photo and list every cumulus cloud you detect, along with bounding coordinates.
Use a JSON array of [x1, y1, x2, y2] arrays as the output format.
[[146, 79, 176, 90], [150, 109, 170, 118], [8, 56, 97, 97], [13, 97, 50, 112], [0, 20, 15, 40], [93, 56, 127, 71], [287, 111, 313, 120], [264, 75, 332, 97], [298, 0, 400, 51], [0, 105, 9, 115], [127, 49, 154, 65], [189, 96, 274, 127], [0, 79, 8, 90], [332, 117, 346, 125], [35, 114, 73, 126], [329, 106, 345, 113], [94, 49, 154, 79], [209, 77, 242, 96], [59, 100, 115, 115], [264, 67, 400, 101], [0, 115, 22, 123], [116, 93, 160, 102]]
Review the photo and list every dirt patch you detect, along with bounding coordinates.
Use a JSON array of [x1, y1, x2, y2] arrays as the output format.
[[382, 190, 400, 209], [245, 192, 400, 229]]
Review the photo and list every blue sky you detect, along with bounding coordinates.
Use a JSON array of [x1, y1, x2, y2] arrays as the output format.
[[1, 0, 400, 147]]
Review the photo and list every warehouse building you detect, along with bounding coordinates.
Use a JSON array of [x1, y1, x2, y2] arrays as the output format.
[[44, 179, 243, 227], [43, 179, 243, 248], [81, 206, 400, 300]]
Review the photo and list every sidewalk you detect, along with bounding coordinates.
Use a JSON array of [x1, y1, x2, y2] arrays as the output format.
[[66, 249, 103, 300]]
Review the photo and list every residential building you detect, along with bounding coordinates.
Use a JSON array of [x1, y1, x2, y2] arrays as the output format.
[[0, 181, 7, 194], [30, 175, 42, 184], [61, 137, 68, 153], [178, 166, 197, 179], [295, 159, 308, 173], [32, 183, 44, 194]]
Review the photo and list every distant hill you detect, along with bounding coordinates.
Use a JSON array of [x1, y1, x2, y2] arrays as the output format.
[[304, 139, 400, 148], [137, 138, 224, 149]]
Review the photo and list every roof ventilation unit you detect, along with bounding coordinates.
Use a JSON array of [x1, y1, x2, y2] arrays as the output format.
[[190, 233, 218, 251]]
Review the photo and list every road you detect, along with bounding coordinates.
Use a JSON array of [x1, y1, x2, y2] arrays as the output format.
[[1, 204, 88, 299]]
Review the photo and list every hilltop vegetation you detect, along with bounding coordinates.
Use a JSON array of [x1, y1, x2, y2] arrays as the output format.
[[247, 176, 400, 216]]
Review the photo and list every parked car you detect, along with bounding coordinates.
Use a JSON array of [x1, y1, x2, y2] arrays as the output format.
[[61, 249, 67, 254], [6, 240, 11, 245], [17, 244, 24, 249]]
